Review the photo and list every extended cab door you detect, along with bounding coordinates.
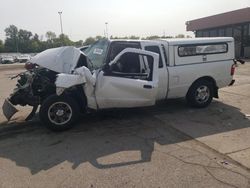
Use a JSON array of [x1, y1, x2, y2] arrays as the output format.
[[141, 42, 169, 100], [95, 48, 159, 109]]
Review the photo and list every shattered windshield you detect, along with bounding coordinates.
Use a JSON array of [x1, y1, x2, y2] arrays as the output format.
[[84, 39, 109, 70]]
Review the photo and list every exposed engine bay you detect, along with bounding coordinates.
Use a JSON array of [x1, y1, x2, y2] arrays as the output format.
[[3, 66, 57, 121], [3, 46, 92, 121], [10, 66, 57, 107]]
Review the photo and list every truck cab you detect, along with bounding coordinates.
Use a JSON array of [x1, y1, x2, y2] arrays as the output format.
[[81, 37, 235, 108]]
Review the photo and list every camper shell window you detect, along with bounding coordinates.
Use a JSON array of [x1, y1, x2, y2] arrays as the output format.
[[178, 43, 228, 57]]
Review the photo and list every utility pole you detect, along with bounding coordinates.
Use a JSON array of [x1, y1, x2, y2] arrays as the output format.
[[105, 22, 108, 39], [58, 11, 63, 35]]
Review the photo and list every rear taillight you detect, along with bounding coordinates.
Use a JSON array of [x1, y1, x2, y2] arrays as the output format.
[[231, 64, 236, 76]]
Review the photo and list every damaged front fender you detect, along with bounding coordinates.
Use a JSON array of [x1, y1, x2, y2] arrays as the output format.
[[55, 66, 96, 95], [55, 73, 87, 96], [55, 66, 98, 109]]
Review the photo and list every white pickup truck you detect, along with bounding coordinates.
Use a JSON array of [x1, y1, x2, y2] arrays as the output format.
[[3, 37, 236, 131]]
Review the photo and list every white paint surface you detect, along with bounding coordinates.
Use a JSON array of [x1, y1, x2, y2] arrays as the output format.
[[30, 46, 82, 74]]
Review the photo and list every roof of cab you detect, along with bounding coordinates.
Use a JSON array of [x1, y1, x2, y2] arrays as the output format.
[[109, 37, 234, 46]]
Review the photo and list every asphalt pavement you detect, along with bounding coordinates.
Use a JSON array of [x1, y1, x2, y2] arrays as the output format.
[[0, 63, 249, 188]]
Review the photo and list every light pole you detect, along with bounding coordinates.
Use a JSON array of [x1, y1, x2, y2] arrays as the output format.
[[105, 22, 108, 38], [58, 11, 63, 35]]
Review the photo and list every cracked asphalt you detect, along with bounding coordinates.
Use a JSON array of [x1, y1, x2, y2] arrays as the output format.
[[0, 63, 250, 188]]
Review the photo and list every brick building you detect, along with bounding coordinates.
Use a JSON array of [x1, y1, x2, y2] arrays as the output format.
[[186, 7, 250, 58]]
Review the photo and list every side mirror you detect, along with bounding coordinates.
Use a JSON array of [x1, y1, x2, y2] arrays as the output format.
[[102, 63, 112, 74], [110, 63, 119, 72], [103, 63, 110, 70]]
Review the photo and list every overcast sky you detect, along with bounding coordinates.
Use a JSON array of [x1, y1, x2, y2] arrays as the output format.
[[0, 0, 250, 41]]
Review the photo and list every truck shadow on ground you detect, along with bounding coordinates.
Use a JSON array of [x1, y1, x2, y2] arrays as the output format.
[[0, 99, 249, 174]]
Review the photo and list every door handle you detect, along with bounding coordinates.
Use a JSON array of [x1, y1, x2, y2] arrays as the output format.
[[143, 85, 153, 89]]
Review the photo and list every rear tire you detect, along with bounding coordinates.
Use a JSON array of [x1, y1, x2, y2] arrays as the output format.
[[186, 80, 214, 108], [39, 94, 80, 131]]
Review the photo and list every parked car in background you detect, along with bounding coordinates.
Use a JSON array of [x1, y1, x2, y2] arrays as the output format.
[[1, 56, 15, 64], [16, 54, 31, 63], [2, 37, 237, 131]]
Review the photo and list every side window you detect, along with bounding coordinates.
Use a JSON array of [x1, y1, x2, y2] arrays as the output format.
[[112, 52, 141, 73], [107, 42, 141, 63], [178, 43, 228, 57], [110, 53, 153, 81], [145, 46, 163, 68]]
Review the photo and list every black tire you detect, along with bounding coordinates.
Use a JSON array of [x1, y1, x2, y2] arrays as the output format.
[[186, 79, 214, 108], [39, 94, 80, 131]]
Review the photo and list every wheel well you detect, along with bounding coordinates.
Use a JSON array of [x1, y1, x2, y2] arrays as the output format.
[[64, 85, 87, 112], [188, 76, 218, 98]]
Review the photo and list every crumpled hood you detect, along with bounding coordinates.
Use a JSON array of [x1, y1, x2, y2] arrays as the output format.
[[30, 46, 82, 73]]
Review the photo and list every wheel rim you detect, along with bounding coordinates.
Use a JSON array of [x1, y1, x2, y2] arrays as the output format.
[[195, 85, 210, 104], [48, 102, 72, 125]]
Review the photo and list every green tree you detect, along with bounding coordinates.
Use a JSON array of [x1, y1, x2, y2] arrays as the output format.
[[175, 34, 185, 38], [44, 31, 57, 49], [74, 40, 83, 47], [84, 37, 96, 45], [4, 25, 19, 52], [161, 35, 173, 39], [110, 35, 139, 39], [0, 40, 4, 52], [30, 34, 40, 52], [145, 35, 161, 40], [129, 35, 140, 39], [18, 29, 33, 53], [59, 34, 74, 46], [95, 36, 105, 40], [45, 31, 56, 41], [38, 41, 48, 52], [52, 34, 74, 47]]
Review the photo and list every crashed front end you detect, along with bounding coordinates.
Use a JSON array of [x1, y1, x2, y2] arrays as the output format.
[[2, 46, 89, 121], [2, 66, 57, 120], [3, 70, 37, 120]]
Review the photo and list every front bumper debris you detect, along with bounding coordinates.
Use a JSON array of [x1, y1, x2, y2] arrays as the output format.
[[229, 79, 235, 86], [2, 99, 18, 121]]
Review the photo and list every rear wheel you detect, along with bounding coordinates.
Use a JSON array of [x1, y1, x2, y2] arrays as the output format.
[[186, 80, 214, 108], [39, 95, 80, 131]]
